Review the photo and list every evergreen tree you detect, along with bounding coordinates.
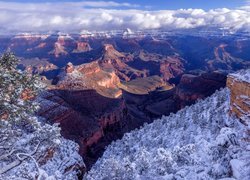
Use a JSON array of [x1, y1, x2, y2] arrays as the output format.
[[0, 52, 41, 123], [0, 52, 84, 179]]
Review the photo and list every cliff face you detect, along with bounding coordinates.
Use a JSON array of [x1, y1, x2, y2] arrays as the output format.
[[38, 61, 126, 169], [227, 69, 250, 125], [177, 72, 227, 107], [37, 90, 126, 169]]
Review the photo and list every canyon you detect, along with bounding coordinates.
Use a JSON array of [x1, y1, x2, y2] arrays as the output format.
[[0, 33, 250, 169], [37, 67, 227, 168]]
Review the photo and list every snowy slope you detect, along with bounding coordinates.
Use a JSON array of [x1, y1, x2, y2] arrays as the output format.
[[0, 120, 85, 180], [86, 88, 250, 180]]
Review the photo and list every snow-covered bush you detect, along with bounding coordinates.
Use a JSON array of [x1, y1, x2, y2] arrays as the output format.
[[0, 52, 84, 179], [86, 88, 250, 180]]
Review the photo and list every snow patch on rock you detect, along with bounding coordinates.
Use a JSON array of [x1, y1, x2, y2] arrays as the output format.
[[229, 69, 250, 83]]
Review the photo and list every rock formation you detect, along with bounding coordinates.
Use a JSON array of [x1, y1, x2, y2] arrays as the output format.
[[176, 72, 227, 107], [1, 34, 249, 81], [57, 61, 122, 98], [160, 56, 185, 81], [18, 58, 58, 75], [98, 44, 146, 81], [227, 69, 250, 125], [73, 42, 92, 53]]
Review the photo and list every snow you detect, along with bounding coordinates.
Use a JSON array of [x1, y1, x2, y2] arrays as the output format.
[[230, 159, 245, 179], [0, 117, 84, 180], [86, 88, 250, 180], [229, 69, 250, 83]]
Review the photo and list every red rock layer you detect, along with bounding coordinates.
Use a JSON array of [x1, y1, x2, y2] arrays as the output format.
[[227, 76, 250, 125]]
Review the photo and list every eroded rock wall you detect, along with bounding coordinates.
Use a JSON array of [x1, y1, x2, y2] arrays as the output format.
[[227, 73, 250, 125]]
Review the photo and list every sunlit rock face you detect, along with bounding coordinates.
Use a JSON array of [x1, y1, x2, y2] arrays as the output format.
[[227, 69, 250, 125]]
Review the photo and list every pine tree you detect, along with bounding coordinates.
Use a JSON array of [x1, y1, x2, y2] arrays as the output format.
[[0, 52, 84, 179], [0, 52, 41, 123]]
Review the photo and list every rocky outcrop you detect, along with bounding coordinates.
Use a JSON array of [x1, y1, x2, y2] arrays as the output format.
[[56, 61, 122, 98], [38, 60, 126, 168], [120, 75, 170, 95], [176, 72, 227, 107], [49, 36, 69, 58], [207, 43, 250, 71], [73, 42, 91, 53], [227, 69, 250, 125], [18, 58, 58, 75], [160, 56, 185, 81]]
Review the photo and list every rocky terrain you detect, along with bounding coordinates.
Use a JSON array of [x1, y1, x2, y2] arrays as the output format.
[[0, 33, 249, 75]]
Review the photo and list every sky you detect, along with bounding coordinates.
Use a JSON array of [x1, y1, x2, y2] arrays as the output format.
[[3, 0, 247, 10], [0, 0, 250, 33]]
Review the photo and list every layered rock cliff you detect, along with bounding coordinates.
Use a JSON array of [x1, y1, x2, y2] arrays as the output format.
[[227, 69, 250, 125], [37, 89, 126, 167]]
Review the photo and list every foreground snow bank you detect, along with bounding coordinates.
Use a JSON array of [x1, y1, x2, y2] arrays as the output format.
[[86, 88, 250, 180]]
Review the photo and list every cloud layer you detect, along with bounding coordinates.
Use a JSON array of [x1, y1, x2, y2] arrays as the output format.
[[0, 1, 250, 33]]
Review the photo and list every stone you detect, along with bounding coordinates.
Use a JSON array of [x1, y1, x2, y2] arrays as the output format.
[[227, 69, 250, 125]]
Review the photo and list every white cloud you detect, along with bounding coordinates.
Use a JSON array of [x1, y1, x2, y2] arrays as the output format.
[[0, 1, 249, 33]]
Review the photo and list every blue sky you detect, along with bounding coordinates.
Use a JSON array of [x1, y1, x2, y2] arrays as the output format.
[[0, 0, 250, 33], [4, 0, 248, 10]]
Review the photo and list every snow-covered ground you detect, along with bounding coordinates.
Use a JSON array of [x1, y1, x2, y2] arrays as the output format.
[[0, 119, 84, 180], [86, 88, 250, 180]]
